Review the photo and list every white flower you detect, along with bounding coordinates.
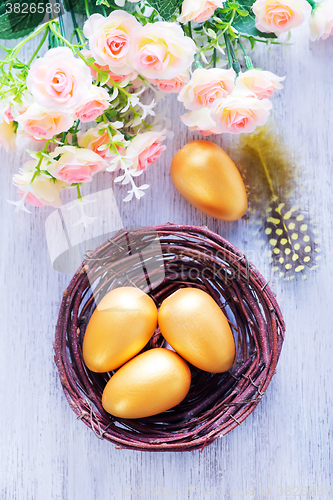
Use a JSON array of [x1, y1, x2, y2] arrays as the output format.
[[309, 0, 333, 41], [178, 0, 224, 24], [180, 107, 222, 135], [0, 121, 16, 152], [12, 158, 65, 210]]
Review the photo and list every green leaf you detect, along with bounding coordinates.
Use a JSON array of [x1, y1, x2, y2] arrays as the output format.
[[0, 0, 47, 39], [146, 0, 182, 21], [236, 9, 249, 16], [233, 11, 277, 38], [228, 2, 240, 8], [228, 25, 237, 37], [249, 35, 256, 49]]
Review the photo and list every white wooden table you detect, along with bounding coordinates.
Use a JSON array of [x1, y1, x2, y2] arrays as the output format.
[[0, 19, 332, 500]]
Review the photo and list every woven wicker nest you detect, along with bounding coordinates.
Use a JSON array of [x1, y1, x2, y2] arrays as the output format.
[[54, 223, 285, 452]]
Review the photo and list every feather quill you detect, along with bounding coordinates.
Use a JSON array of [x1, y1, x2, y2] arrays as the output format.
[[233, 124, 320, 280]]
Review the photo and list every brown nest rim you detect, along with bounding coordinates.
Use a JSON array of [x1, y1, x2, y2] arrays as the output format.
[[54, 223, 285, 452]]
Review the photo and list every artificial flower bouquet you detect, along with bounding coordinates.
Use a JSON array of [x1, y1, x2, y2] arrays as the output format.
[[0, 0, 331, 211]]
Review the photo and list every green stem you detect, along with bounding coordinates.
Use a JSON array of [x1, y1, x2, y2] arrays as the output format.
[[49, 22, 74, 50], [237, 37, 253, 70], [306, 0, 317, 8], [240, 34, 285, 45], [73, 119, 81, 134], [11, 22, 49, 59], [194, 54, 203, 69], [72, 133, 78, 146], [66, 0, 81, 44], [187, 21, 193, 39], [224, 32, 240, 76], [76, 184, 82, 199], [28, 26, 49, 66], [56, 1, 66, 42], [213, 47, 217, 68], [61, 131, 67, 144], [224, 33, 233, 70], [84, 0, 90, 17], [30, 140, 51, 184], [219, 9, 236, 36]]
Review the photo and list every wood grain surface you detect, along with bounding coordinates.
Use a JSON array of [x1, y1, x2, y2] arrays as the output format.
[[0, 18, 332, 500]]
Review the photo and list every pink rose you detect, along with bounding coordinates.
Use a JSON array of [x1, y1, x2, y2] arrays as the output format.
[[178, 0, 224, 23], [78, 123, 126, 165], [4, 107, 14, 122], [17, 103, 74, 140], [13, 161, 64, 208], [178, 67, 236, 110], [236, 69, 285, 99], [309, 0, 333, 41], [10, 91, 34, 121], [180, 107, 222, 135], [83, 11, 140, 75], [27, 47, 92, 111], [129, 22, 196, 80], [81, 49, 137, 85], [49, 146, 106, 184], [149, 71, 190, 93], [252, 0, 311, 35], [210, 92, 272, 134], [75, 86, 110, 122], [0, 120, 16, 152], [125, 130, 167, 171]]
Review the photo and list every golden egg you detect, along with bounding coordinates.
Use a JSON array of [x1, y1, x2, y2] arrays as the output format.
[[158, 288, 235, 373], [102, 348, 191, 418], [171, 140, 247, 221], [82, 287, 157, 373]]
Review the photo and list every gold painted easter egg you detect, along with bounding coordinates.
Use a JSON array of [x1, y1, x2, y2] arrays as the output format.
[[102, 348, 191, 418], [82, 287, 158, 373], [171, 140, 247, 221], [158, 288, 235, 373]]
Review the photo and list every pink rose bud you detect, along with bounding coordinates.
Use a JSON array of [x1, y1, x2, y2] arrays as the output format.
[[149, 71, 190, 93], [125, 130, 167, 171], [75, 86, 110, 123]]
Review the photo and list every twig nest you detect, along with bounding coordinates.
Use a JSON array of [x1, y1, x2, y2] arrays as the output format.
[[54, 223, 285, 452]]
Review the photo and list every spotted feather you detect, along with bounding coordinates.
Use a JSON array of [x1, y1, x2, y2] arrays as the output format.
[[233, 124, 321, 280], [265, 201, 320, 280]]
